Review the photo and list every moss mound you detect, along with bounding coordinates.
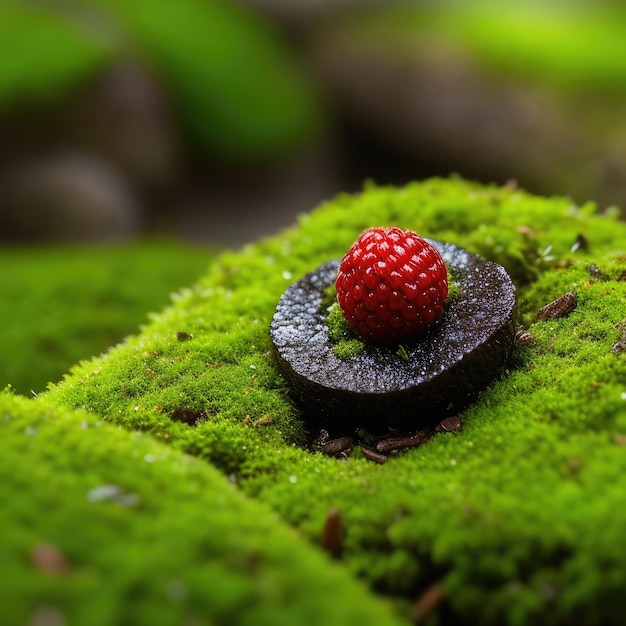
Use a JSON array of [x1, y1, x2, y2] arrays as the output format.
[[19, 177, 626, 623], [0, 390, 405, 626], [0, 240, 212, 395]]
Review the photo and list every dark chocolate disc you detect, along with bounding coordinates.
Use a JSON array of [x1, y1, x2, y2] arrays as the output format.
[[270, 240, 516, 434]]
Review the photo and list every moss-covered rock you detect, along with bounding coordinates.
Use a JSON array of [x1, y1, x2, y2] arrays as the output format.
[[0, 391, 405, 626], [17, 178, 626, 623], [0, 241, 212, 395]]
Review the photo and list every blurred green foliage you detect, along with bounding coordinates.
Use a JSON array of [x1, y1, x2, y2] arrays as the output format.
[[448, 5, 626, 93], [339, 3, 626, 95], [0, 0, 323, 162], [0, 3, 110, 108], [0, 241, 212, 395], [102, 0, 323, 162]]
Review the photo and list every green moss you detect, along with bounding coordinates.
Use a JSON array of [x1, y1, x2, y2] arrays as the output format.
[[0, 240, 213, 395], [333, 337, 367, 360], [445, 271, 461, 303], [395, 344, 410, 363], [321, 282, 338, 311], [37, 177, 626, 623], [326, 302, 366, 359], [0, 390, 405, 626]]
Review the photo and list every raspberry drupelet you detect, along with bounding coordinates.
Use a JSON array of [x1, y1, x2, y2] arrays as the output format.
[[335, 227, 448, 343]]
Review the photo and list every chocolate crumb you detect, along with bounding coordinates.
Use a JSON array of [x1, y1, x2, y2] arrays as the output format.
[[31, 543, 68, 576], [321, 508, 343, 559], [515, 325, 534, 344], [535, 292, 578, 322], [361, 446, 388, 464], [438, 416, 462, 432], [312, 429, 330, 448], [376, 429, 432, 453], [412, 581, 444, 624], [321, 437, 355, 458]]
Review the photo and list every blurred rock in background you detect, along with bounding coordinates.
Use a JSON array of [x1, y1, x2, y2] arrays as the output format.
[[0, 152, 140, 243], [1, 0, 625, 248], [306, 3, 626, 213], [61, 61, 183, 199]]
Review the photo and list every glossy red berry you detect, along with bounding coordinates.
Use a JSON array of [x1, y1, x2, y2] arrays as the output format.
[[335, 227, 448, 343]]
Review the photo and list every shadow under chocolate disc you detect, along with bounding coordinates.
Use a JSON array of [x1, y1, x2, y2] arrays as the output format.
[[270, 240, 517, 434]]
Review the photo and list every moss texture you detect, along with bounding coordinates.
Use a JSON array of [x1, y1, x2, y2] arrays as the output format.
[[0, 241, 212, 395], [11, 177, 626, 624], [0, 391, 404, 626]]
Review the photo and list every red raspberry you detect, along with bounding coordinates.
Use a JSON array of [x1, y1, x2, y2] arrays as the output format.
[[335, 227, 448, 344]]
